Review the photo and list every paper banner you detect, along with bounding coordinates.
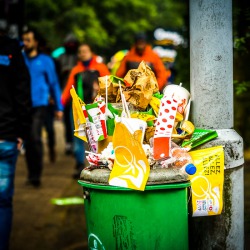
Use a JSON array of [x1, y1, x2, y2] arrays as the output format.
[[109, 122, 150, 191]]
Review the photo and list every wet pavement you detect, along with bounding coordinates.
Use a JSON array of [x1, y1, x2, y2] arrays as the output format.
[[9, 121, 250, 249]]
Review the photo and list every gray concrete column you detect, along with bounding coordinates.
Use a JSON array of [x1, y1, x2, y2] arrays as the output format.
[[189, 0, 244, 249], [190, 0, 233, 129]]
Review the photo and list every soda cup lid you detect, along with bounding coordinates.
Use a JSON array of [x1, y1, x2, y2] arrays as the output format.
[[185, 163, 197, 175]]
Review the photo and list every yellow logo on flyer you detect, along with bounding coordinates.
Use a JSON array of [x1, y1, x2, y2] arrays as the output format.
[[189, 146, 224, 216], [109, 122, 150, 191]]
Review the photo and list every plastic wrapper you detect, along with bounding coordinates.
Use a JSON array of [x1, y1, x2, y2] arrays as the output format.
[[86, 143, 115, 170], [149, 95, 161, 116], [181, 128, 218, 150], [159, 143, 196, 174], [189, 146, 224, 216], [172, 120, 195, 143], [130, 108, 156, 127], [85, 101, 107, 141], [109, 122, 150, 191]]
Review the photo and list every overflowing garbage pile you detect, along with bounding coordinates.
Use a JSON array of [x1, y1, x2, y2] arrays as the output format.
[[71, 61, 216, 176], [72, 61, 225, 216]]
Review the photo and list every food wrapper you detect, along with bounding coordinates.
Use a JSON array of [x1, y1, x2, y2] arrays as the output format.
[[149, 96, 161, 116], [85, 101, 107, 141], [116, 117, 147, 144], [117, 61, 159, 110], [124, 61, 159, 93], [120, 90, 152, 110], [130, 112, 155, 122], [144, 127, 155, 144], [172, 120, 195, 143], [109, 122, 150, 191], [130, 108, 156, 127], [97, 136, 113, 154], [104, 103, 120, 136], [98, 75, 125, 103], [189, 146, 224, 216], [181, 128, 218, 150], [70, 88, 87, 142]]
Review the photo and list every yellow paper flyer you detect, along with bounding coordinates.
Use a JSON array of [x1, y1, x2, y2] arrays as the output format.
[[189, 146, 224, 216], [109, 122, 150, 191], [70, 88, 87, 142]]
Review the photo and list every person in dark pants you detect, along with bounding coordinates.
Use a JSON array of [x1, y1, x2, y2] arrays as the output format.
[[25, 106, 47, 184], [44, 99, 56, 163], [54, 34, 79, 155], [22, 28, 63, 187], [0, 27, 31, 250]]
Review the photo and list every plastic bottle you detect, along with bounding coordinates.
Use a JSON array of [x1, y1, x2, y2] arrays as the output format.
[[171, 147, 197, 175]]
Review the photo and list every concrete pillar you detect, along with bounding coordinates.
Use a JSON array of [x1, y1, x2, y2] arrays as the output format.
[[189, 0, 244, 249], [190, 0, 233, 130]]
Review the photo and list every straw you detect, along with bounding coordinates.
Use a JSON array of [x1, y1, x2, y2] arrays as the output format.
[[118, 80, 123, 100], [184, 98, 191, 121], [122, 93, 130, 118], [119, 81, 126, 118], [119, 81, 130, 118], [85, 150, 99, 156], [105, 75, 108, 115], [74, 128, 85, 132]]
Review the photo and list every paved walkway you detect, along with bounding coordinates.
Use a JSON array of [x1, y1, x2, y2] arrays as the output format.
[[10, 121, 88, 250], [9, 121, 250, 249]]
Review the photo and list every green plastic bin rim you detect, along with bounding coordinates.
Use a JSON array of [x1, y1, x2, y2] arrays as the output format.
[[78, 180, 190, 191]]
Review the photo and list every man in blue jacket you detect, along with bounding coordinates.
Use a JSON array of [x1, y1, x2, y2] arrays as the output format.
[[22, 28, 63, 187]]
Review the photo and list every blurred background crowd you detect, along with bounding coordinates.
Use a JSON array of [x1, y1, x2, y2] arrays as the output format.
[[1, 0, 249, 147]]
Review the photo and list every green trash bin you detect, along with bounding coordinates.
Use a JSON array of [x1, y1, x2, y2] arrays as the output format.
[[79, 168, 190, 250]]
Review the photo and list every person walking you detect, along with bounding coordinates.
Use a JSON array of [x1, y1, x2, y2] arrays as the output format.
[[22, 28, 63, 187], [0, 27, 31, 250], [54, 34, 79, 155], [62, 43, 110, 178], [116, 32, 171, 91]]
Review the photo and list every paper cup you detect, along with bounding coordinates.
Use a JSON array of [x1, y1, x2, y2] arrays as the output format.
[[163, 84, 190, 115]]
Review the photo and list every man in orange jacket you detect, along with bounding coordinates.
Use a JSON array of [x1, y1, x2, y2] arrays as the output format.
[[62, 43, 110, 178], [116, 32, 170, 91]]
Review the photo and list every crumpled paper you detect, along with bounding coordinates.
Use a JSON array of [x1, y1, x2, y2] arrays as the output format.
[[116, 61, 159, 110]]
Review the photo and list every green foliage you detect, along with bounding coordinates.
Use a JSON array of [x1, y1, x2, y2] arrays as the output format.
[[24, 0, 187, 54], [234, 35, 250, 53], [233, 2, 250, 95], [24, 0, 190, 85], [234, 80, 250, 95]]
